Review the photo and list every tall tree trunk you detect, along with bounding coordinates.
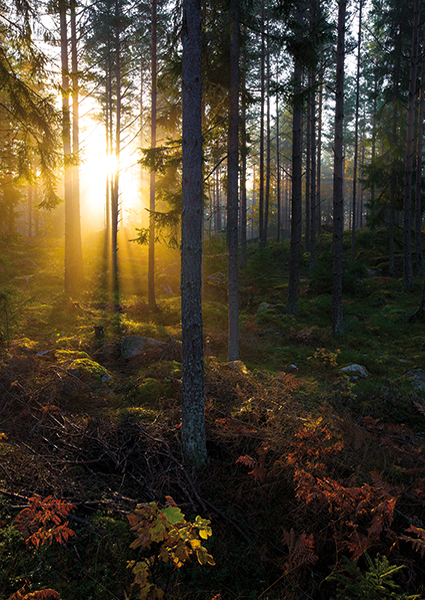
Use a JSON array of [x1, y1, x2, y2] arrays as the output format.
[[70, 0, 83, 269], [332, 0, 347, 335], [316, 72, 323, 235], [181, 0, 207, 469], [27, 184, 32, 238], [60, 0, 80, 296], [149, 0, 157, 309], [287, 51, 303, 316], [416, 26, 425, 277], [403, 0, 421, 289], [310, 70, 317, 272], [240, 41, 247, 268], [112, 0, 121, 304], [264, 15, 270, 244], [351, 0, 362, 263], [305, 75, 311, 253], [389, 101, 397, 277], [227, 0, 240, 362], [259, 0, 265, 248], [276, 64, 281, 243]]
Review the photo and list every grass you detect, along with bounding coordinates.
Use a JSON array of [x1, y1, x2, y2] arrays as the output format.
[[1, 228, 425, 599]]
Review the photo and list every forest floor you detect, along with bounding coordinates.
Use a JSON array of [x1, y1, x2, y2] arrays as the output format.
[[2, 227, 425, 600]]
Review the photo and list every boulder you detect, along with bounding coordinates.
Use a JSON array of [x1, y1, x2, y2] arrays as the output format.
[[256, 302, 273, 314], [404, 369, 425, 392], [339, 364, 369, 379], [121, 335, 164, 360]]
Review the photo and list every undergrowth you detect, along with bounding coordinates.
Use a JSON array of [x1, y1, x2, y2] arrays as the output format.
[[1, 230, 425, 599]]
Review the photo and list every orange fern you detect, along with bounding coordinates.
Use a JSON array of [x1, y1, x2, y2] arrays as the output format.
[[282, 528, 318, 582], [14, 496, 76, 547]]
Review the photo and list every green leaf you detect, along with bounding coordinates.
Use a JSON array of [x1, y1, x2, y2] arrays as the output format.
[[160, 506, 185, 525]]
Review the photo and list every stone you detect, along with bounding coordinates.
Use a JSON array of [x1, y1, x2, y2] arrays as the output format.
[[404, 369, 425, 392], [339, 364, 369, 378], [256, 302, 273, 314], [121, 335, 164, 360]]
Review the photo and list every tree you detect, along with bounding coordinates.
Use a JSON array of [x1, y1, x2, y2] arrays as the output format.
[[403, 0, 421, 289], [60, 0, 83, 296], [351, 0, 363, 263], [148, 0, 157, 311], [332, 0, 347, 335], [181, 0, 207, 468], [227, 0, 240, 362], [287, 5, 304, 316]]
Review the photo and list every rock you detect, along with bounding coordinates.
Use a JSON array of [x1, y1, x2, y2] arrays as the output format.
[[121, 335, 164, 360], [225, 360, 250, 375], [339, 364, 369, 378], [256, 302, 273, 314], [404, 369, 425, 392], [101, 373, 113, 383]]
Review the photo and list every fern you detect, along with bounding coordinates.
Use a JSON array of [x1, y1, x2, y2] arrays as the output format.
[[327, 552, 420, 600], [400, 524, 425, 557], [282, 528, 318, 582], [13, 496, 76, 547]]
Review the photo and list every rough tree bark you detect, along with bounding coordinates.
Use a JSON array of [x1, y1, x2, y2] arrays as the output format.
[[149, 0, 157, 310], [332, 0, 347, 335], [181, 0, 207, 468], [403, 0, 421, 289], [227, 0, 240, 362]]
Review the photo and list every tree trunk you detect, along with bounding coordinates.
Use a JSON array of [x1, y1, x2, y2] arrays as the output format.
[[351, 0, 362, 263], [415, 27, 425, 277], [112, 0, 121, 305], [60, 0, 80, 296], [310, 70, 317, 272], [227, 0, 240, 362], [287, 54, 303, 316], [305, 75, 311, 253], [264, 16, 270, 244], [276, 63, 281, 244], [332, 0, 347, 335], [240, 42, 247, 268], [316, 72, 323, 235], [181, 0, 207, 469], [403, 0, 421, 289], [149, 0, 157, 310], [259, 0, 265, 248]]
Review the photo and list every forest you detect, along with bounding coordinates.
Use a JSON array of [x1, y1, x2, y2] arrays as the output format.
[[3, 0, 425, 598]]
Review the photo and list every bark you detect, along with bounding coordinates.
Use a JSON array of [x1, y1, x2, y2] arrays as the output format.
[[351, 0, 362, 263], [240, 42, 247, 268], [305, 77, 311, 253], [415, 26, 425, 277], [112, 0, 121, 304], [276, 64, 281, 243], [259, 0, 265, 248], [264, 15, 270, 244], [149, 0, 157, 310], [287, 56, 303, 316], [227, 0, 240, 362], [332, 0, 346, 336], [389, 101, 397, 277], [310, 71, 317, 272], [60, 0, 79, 296], [70, 0, 83, 280], [316, 74, 323, 235], [27, 184, 32, 238], [403, 0, 421, 289], [181, 0, 207, 469]]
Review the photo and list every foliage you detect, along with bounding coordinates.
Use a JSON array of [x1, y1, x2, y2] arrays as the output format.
[[308, 347, 341, 369], [127, 497, 214, 599], [327, 552, 419, 600], [13, 496, 76, 548]]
